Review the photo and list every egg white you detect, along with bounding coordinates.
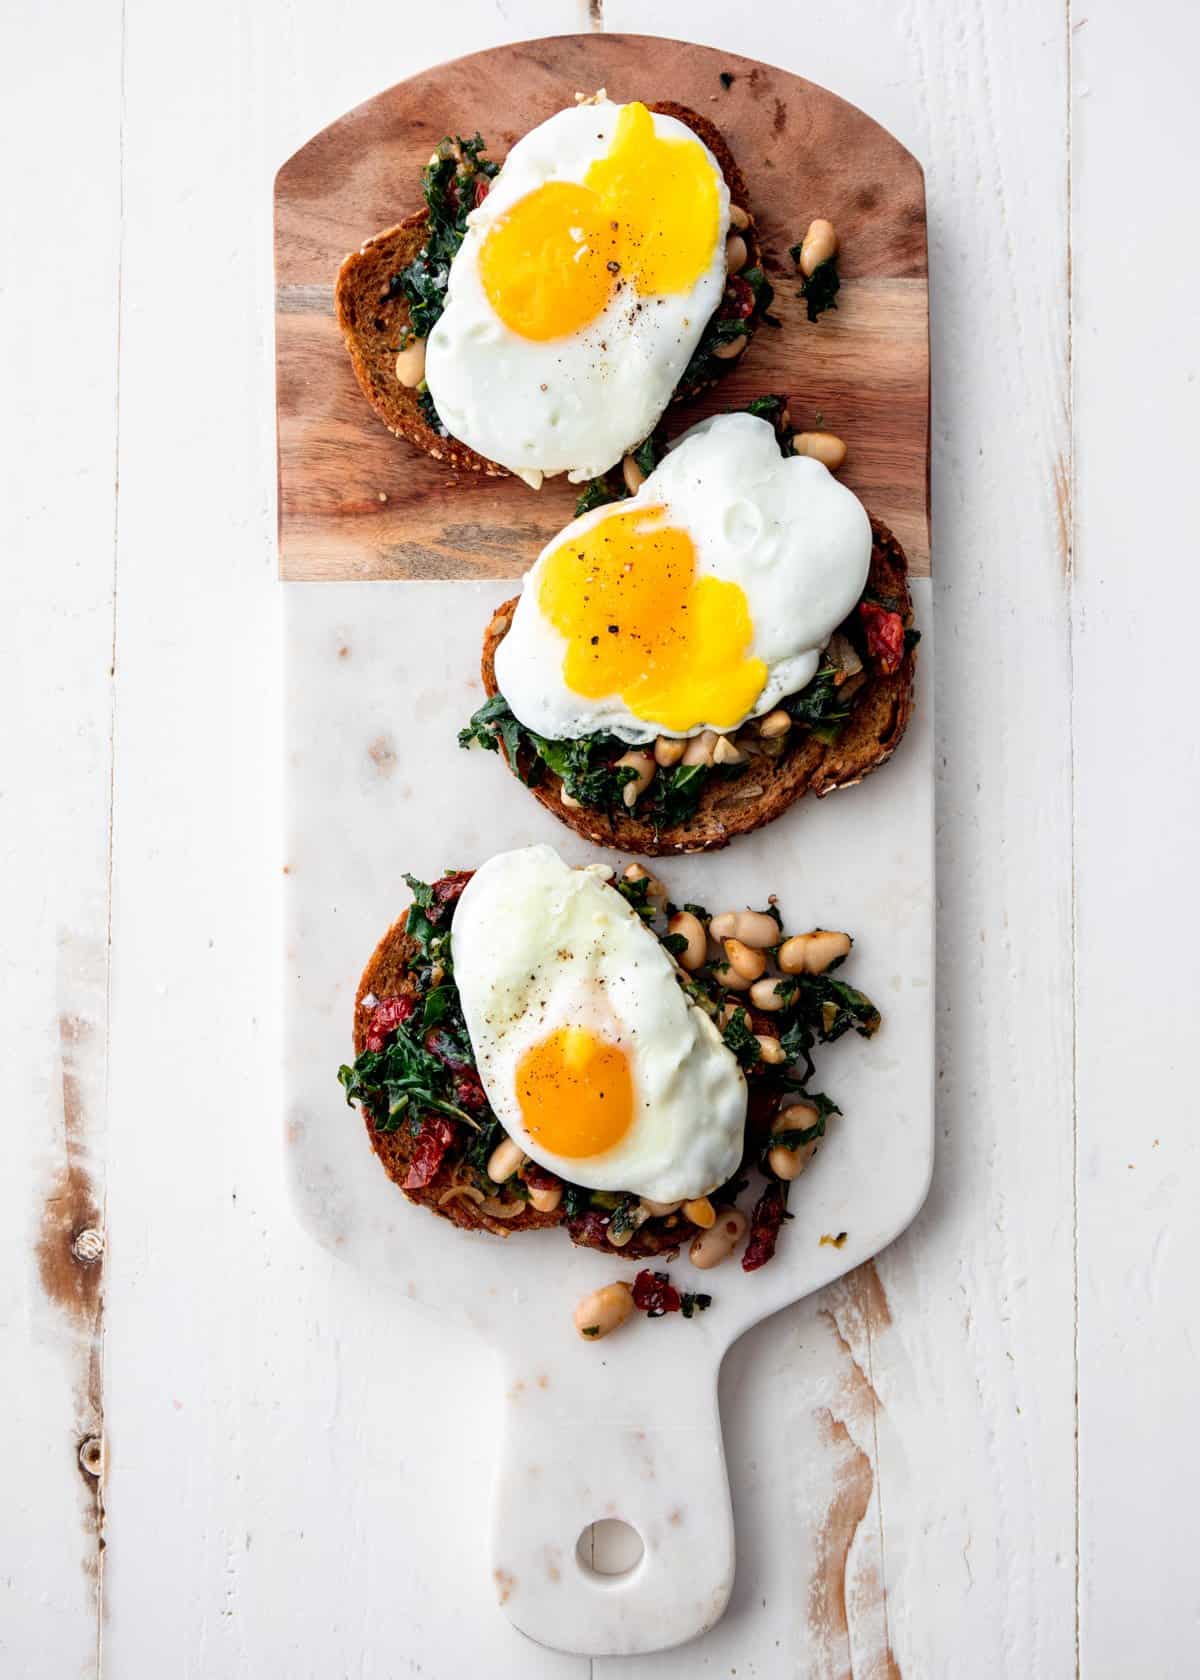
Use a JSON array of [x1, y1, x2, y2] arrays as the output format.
[[451, 845, 747, 1202], [494, 412, 875, 745], [424, 101, 730, 485]]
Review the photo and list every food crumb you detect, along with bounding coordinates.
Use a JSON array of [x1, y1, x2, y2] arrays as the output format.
[[720, 71, 736, 89], [377, 491, 388, 502], [819, 1231, 848, 1248]]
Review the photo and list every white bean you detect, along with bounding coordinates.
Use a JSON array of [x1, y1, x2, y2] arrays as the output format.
[[682, 729, 718, 767], [749, 977, 787, 1012], [574, 1282, 635, 1340], [799, 218, 838, 277], [709, 910, 780, 949], [487, 1136, 526, 1184], [395, 336, 427, 387], [777, 930, 852, 975], [724, 938, 766, 982], [689, 1209, 748, 1269], [792, 431, 847, 471], [615, 751, 656, 808], [668, 910, 707, 972]]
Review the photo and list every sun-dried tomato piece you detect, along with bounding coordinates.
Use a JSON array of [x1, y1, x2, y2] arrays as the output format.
[[366, 994, 416, 1052], [722, 275, 755, 319], [522, 1160, 562, 1192], [402, 1117, 457, 1190], [430, 871, 472, 921], [473, 175, 491, 208], [742, 1182, 787, 1272], [454, 1068, 487, 1115], [632, 1270, 682, 1317], [857, 601, 906, 675], [565, 1209, 612, 1248]]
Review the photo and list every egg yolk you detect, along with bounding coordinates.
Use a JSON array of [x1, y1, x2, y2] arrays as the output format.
[[515, 1026, 634, 1159], [478, 101, 721, 342], [538, 504, 767, 732]]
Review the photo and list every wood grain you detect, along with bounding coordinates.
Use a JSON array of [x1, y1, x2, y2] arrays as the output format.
[[275, 34, 930, 580]]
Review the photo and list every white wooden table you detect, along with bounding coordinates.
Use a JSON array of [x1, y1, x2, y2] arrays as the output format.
[[4, 1, 1198, 1674]]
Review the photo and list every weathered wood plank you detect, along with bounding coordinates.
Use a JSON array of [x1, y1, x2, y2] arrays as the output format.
[[1072, 4, 1200, 1670], [0, 2, 123, 1674]]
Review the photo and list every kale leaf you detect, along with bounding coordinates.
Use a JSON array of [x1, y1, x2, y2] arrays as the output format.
[[784, 664, 852, 739], [641, 762, 709, 829], [575, 476, 618, 517], [398, 135, 498, 340], [458, 695, 540, 785], [337, 1026, 477, 1132], [721, 1005, 762, 1069], [786, 245, 841, 323], [769, 1091, 841, 1151]]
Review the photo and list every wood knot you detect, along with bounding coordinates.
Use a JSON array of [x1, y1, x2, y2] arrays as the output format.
[[79, 1436, 104, 1478], [72, 1228, 105, 1264]]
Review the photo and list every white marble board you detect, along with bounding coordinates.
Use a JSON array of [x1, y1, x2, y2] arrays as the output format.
[[283, 576, 933, 1656]]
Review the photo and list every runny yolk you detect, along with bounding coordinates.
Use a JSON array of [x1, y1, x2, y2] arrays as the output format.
[[516, 1026, 635, 1159], [478, 101, 721, 342], [537, 503, 767, 733]]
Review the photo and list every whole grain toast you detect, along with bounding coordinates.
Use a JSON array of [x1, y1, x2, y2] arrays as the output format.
[[334, 102, 764, 475], [478, 517, 916, 855], [352, 907, 687, 1255]]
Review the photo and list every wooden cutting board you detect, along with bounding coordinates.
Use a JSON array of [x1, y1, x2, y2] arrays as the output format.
[[274, 34, 929, 582]]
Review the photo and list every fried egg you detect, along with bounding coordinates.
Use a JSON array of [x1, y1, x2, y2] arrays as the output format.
[[424, 100, 730, 485], [451, 845, 747, 1201], [494, 411, 874, 744]]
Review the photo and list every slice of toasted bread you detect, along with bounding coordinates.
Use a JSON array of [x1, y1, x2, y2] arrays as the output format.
[[352, 909, 686, 1255], [478, 517, 916, 855], [334, 103, 763, 474]]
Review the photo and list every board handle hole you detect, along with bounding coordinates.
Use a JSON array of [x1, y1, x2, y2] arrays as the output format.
[[576, 1518, 645, 1579]]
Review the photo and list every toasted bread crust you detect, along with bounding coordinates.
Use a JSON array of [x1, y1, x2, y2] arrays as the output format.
[[479, 517, 917, 855], [351, 910, 685, 1255], [333, 103, 764, 472]]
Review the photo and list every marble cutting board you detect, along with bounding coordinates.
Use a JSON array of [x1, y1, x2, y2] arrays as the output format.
[[282, 579, 933, 1656], [277, 33, 933, 1658]]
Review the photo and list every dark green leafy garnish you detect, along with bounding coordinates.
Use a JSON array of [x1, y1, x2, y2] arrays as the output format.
[[680, 1291, 713, 1319], [778, 975, 880, 1081], [574, 477, 615, 517], [788, 240, 841, 323], [459, 692, 703, 828], [458, 693, 525, 770], [572, 429, 666, 517], [615, 874, 656, 922], [398, 135, 498, 339], [784, 664, 851, 738], [744, 393, 795, 453], [769, 1092, 840, 1151], [534, 732, 638, 809], [721, 1005, 762, 1069], [607, 1196, 640, 1240], [338, 1025, 476, 1133], [562, 1185, 592, 1220], [640, 762, 708, 829], [416, 384, 446, 436], [680, 264, 773, 389]]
